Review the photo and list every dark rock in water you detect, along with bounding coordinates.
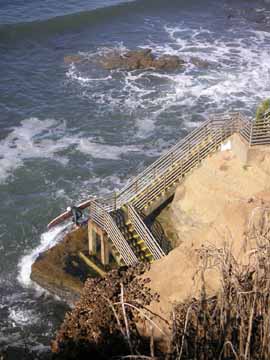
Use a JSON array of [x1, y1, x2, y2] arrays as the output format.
[[31, 225, 96, 305], [100, 48, 185, 71]]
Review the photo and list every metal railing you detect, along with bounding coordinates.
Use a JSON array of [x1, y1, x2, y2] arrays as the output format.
[[118, 112, 244, 211], [249, 113, 270, 146], [97, 113, 246, 212], [89, 200, 138, 266], [87, 112, 270, 265], [126, 204, 165, 260]]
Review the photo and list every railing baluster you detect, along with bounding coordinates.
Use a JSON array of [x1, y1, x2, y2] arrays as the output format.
[[84, 112, 255, 264]]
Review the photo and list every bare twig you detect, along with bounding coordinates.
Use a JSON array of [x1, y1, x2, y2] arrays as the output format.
[[101, 294, 126, 338], [114, 301, 166, 336], [120, 282, 134, 354], [219, 341, 239, 360], [150, 326, 155, 359], [178, 304, 193, 360]]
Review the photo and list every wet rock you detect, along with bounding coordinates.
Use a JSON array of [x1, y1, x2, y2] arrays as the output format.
[[64, 55, 84, 64], [100, 48, 185, 71], [124, 49, 154, 70], [152, 55, 185, 70], [30, 225, 93, 305], [101, 53, 125, 70], [66, 49, 209, 72]]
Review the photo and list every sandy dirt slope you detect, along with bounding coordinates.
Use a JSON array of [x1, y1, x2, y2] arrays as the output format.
[[147, 138, 270, 325]]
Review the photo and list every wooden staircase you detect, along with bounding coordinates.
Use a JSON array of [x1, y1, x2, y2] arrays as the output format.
[[85, 113, 253, 266], [111, 209, 154, 263]]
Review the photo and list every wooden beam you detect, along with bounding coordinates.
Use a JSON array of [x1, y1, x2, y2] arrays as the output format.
[[78, 252, 106, 278]]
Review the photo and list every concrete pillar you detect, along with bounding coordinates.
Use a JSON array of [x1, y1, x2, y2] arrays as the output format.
[[100, 233, 109, 265]]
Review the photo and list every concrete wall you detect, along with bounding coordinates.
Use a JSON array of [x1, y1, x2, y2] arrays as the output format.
[[230, 133, 249, 164]]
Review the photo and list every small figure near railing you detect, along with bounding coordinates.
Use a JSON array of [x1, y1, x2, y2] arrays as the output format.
[[67, 206, 84, 228]]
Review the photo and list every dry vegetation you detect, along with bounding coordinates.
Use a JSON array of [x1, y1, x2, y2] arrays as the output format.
[[52, 263, 162, 359], [52, 206, 270, 360]]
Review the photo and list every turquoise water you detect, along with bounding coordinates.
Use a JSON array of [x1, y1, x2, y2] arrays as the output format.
[[1, 0, 270, 355]]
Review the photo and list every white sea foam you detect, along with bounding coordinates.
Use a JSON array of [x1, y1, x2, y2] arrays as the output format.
[[8, 308, 38, 326], [78, 139, 140, 159], [0, 118, 75, 183], [66, 64, 113, 85], [17, 224, 68, 288], [0, 117, 152, 183], [66, 25, 270, 139]]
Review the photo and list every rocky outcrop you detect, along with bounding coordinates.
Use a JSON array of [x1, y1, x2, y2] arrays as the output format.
[[31, 225, 93, 305], [64, 48, 211, 72], [100, 48, 185, 71]]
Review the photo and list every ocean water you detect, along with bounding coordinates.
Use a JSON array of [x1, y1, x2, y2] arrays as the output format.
[[1, 0, 270, 356]]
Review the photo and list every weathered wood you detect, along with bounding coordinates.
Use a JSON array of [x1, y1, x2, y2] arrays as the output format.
[[100, 233, 109, 266], [78, 252, 106, 278], [127, 204, 165, 260]]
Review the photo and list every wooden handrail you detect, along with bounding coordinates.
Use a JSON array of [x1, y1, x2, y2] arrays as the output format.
[[127, 204, 165, 260], [86, 112, 257, 264], [89, 200, 138, 266]]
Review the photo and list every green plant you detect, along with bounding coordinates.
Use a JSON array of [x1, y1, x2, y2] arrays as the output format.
[[256, 99, 270, 122]]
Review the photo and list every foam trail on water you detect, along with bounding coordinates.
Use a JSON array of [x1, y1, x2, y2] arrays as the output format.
[[0, 117, 148, 183], [0, 118, 73, 183], [78, 139, 140, 159], [17, 224, 69, 288]]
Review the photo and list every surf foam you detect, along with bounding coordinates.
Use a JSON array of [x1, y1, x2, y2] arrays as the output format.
[[17, 224, 68, 288], [0, 118, 73, 183], [78, 139, 140, 159], [66, 24, 270, 140], [0, 117, 153, 183]]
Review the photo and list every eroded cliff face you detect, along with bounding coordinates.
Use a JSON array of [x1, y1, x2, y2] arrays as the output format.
[[148, 140, 270, 322], [31, 226, 91, 304]]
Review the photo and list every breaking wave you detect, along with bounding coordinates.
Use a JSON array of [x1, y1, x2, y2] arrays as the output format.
[[17, 224, 68, 288]]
